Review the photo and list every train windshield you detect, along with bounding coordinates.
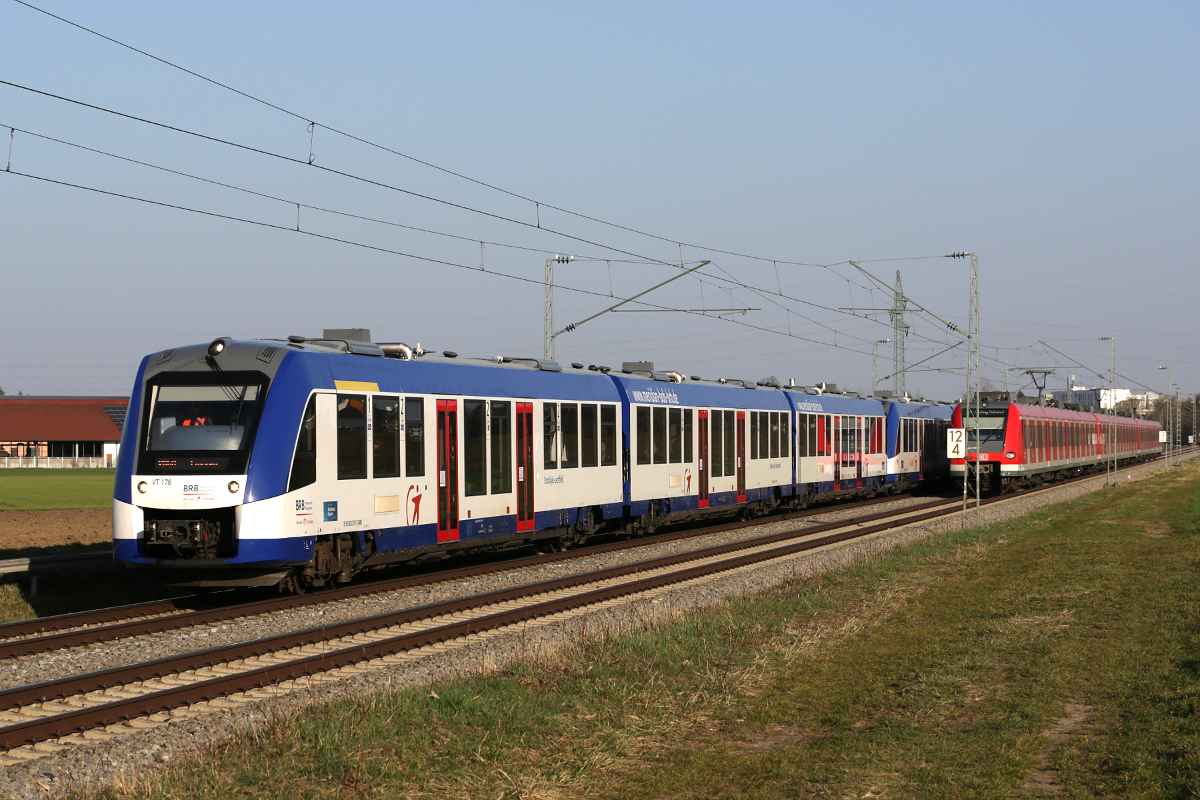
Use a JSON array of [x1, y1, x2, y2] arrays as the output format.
[[964, 409, 1007, 453], [138, 372, 269, 474]]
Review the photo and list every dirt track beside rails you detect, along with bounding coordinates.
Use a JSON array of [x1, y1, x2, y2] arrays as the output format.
[[0, 510, 110, 552]]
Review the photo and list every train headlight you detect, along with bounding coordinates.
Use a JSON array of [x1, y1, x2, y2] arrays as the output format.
[[227, 480, 240, 493], [207, 338, 228, 357], [137, 481, 148, 493], [1004, 452, 1015, 459]]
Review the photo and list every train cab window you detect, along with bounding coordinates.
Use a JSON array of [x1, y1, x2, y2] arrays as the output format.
[[336, 394, 368, 480], [769, 413, 780, 459], [684, 409, 693, 462], [490, 401, 512, 493], [668, 408, 682, 464], [561, 403, 579, 469], [723, 410, 736, 476], [372, 396, 400, 479], [405, 398, 425, 477], [464, 400, 487, 495], [711, 410, 724, 477], [652, 406, 667, 464], [600, 405, 617, 466], [543, 403, 558, 469], [581, 404, 598, 468], [750, 412, 759, 460], [636, 407, 651, 465], [288, 395, 318, 491]]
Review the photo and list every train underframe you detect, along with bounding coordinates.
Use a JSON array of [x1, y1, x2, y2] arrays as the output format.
[[956, 453, 1159, 495]]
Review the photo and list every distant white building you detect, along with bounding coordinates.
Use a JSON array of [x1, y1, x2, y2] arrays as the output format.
[[1047, 385, 1135, 411]]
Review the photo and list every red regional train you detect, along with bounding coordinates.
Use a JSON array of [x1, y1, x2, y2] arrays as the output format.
[[951, 392, 1162, 493]]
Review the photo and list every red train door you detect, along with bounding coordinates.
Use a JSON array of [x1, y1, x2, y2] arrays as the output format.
[[436, 399, 459, 542], [516, 402, 534, 531], [856, 416, 864, 487], [833, 415, 841, 490], [736, 411, 746, 503], [698, 410, 710, 508]]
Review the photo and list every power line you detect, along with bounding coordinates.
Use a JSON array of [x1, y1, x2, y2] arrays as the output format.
[[1, 122, 706, 266], [0, 78, 689, 270], [0, 166, 905, 361], [6, 0, 843, 271], [4, 111, 947, 354]]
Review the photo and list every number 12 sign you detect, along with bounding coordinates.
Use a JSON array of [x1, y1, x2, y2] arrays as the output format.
[[947, 428, 966, 459]]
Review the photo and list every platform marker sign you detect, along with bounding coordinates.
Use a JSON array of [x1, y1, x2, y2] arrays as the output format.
[[1159, 431, 1168, 443], [947, 428, 965, 459]]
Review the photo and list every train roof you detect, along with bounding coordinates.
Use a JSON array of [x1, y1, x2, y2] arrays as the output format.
[[884, 401, 956, 420], [956, 400, 1160, 427]]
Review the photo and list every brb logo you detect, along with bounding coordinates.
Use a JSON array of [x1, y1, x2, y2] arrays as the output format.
[[406, 485, 423, 526]]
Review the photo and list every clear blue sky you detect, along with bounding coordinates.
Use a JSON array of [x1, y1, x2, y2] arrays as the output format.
[[1, 1, 1196, 401]]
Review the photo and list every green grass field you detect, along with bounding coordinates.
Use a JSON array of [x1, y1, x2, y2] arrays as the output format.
[[100, 458, 1200, 800], [0, 468, 116, 511]]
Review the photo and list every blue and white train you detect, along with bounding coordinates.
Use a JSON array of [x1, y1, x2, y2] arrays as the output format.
[[112, 332, 953, 592]]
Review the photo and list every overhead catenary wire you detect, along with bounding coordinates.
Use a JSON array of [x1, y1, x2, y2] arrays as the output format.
[[0, 122, 706, 266], [0, 78, 894, 321], [0, 166, 903, 362], [6, 0, 867, 272], [3, 113, 956, 357]]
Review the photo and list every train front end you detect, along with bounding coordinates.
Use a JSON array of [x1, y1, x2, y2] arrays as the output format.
[[949, 394, 1020, 493], [113, 338, 312, 587]]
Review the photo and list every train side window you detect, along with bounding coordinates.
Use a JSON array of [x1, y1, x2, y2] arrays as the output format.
[[581, 404, 598, 468], [684, 408, 693, 462], [798, 414, 809, 458], [336, 394, 368, 480], [668, 407, 682, 463], [636, 407, 651, 465], [809, 414, 817, 456], [750, 412, 759, 460], [783, 414, 791, 458], [652, 406, 667, 464], [372, 395, 400, 479], [405, 397, 425, 477], [561, 403, 579, 468], [464, 399, 487, 496], [543, 402, 558, 469], [768, 412, 779, 459], [600, 405, 617, 466], [490, 400, 512, 493], [288, 394, 318, 491], [711, 410, 724, 476]]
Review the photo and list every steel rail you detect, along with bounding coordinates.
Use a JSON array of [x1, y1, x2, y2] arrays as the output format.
[[0, 497, 961, 749], [0, 458, 1178, 751], [0, 491, 923, 659]]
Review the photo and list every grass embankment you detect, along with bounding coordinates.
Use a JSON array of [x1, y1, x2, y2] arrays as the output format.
[[0, 468, 115, 510], [98, 461, 1200, 800]]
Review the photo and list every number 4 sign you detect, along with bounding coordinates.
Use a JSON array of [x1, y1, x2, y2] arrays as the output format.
[[947, 428, 966, 459]]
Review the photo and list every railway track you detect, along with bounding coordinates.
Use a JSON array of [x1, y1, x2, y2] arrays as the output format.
[[0, 490, 924, 661], [0, 454, 1186, 759]]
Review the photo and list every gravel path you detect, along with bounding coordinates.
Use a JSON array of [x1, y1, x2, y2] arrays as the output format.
[[1, 455, 1192, 799]]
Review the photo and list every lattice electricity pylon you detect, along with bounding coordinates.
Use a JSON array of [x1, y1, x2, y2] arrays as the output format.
[[891, 271, 910, 397]]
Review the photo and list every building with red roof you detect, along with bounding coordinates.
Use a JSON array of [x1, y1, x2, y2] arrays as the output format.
[[0, 396, 128, 467]]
